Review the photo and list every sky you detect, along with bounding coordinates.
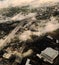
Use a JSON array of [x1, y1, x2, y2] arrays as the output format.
[[0, 0, 59, 9], [0, 0, 34, 8]]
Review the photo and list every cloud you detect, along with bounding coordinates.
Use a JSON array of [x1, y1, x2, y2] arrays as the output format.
[[38, 17, 59, 35], [19, 16, 59, 39], [0, 0, 59, 9], [30, 0, 59, 7], [0, 0, 59, 37], [0, 0, 33, 8]]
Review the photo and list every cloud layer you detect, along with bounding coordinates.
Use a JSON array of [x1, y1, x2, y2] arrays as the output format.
[[0, 0, 33, 8], [0, 0, 59, 9], [0, 0, 59, 37]]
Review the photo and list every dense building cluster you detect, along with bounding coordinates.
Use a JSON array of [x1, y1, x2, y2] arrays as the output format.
[[0, 3, 59, 65]]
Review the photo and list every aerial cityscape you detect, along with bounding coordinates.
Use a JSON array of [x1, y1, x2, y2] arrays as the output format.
[[0, 0, 59, 65]]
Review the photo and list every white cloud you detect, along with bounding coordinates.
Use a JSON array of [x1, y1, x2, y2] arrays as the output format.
[[0, 0, 33, 8], [0, 0, 59, 9], [0, 0, 59, 37], [39, 17, 59, 35]]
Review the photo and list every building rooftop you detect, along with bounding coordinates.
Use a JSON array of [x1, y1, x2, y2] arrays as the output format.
[[37, 47, 59, 64]]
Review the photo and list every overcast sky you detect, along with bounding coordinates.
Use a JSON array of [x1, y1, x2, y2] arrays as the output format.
[[0, 0, 59, 9]]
